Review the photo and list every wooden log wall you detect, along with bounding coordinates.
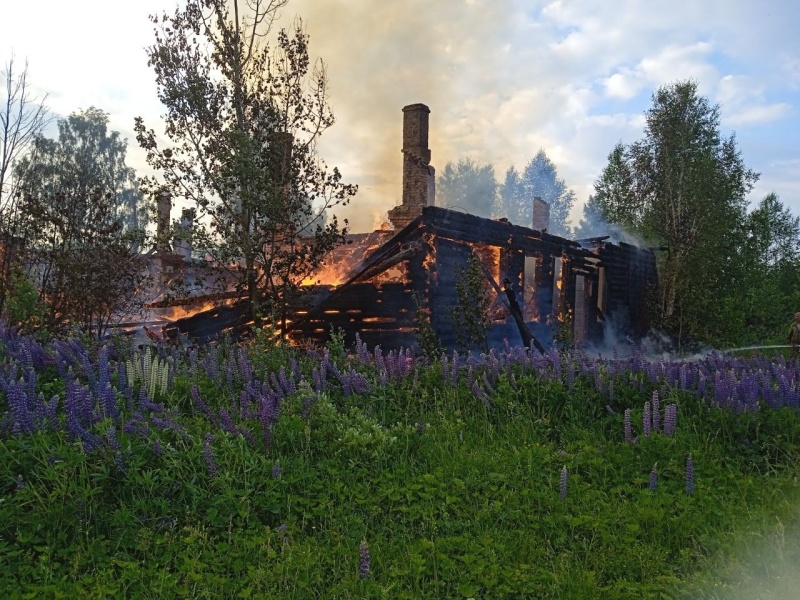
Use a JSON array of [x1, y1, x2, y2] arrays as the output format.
[[595, 242, 658, 337]]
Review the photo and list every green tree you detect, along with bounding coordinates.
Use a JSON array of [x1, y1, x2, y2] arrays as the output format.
[[451, 253, 492, 353], [16, 107, 141, 231], [739, 193, 800, 341], [15, 186, 145, 338], [0, 56, 50, 319], [593, 142, 640, 231], [595, 80, 759, 347], [437, 157, 498, 218], [497, 149, 575, 237], [573, 194, 606, 239], [135, 0, 356, 331]]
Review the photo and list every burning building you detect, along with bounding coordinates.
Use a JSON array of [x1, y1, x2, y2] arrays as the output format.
[[149, 103, 658, 351]]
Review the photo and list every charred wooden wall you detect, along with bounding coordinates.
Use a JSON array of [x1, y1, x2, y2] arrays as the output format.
[[595, 242, 658, 337]]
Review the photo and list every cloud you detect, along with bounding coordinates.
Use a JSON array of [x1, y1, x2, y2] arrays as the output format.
[[2, 0, 799, 231], [728, 103, 792, 126]]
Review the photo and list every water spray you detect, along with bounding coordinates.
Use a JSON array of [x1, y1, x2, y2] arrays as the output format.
[[721, 344, 794, 354]]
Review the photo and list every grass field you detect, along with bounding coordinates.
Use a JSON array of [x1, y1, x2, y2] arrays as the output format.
[[2, 329, 800, 598]]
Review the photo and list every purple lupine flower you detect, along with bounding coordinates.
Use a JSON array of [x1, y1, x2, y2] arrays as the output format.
[[624, 409, 633, 443], [440, 353, 450, 384], [559, 466, 568, 500], [106, 427, 120, 451], [651, 391, 660, 432], [312, 368, 323, 393], [290, 358, 304, 383], [155, 411, 188, 435], [152, 440, 164, 456], [219, 408, 241, 437], [685, 455, 694, 495], [664, 404, 677, 436], [471, 382, 492, 409], [280, 523, 289, 544], [114, 451, 127, 473], [359, 540, 371, 580], [643, 401, 652, 437], [240, 390, 250, 421], [44, 394, 59, 430], [385, 350, 397, 380], [203, 433, 218, 478], [190, 386, 217, 425], [7, 381, 33, 435], [605, 405, 616, 416], [272, 460, 281, 478], [123, 412, 151, 437], [649, 468, 658, 492]]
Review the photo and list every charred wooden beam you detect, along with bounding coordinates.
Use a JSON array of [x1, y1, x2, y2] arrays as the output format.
[[475, 258, 545, 354]]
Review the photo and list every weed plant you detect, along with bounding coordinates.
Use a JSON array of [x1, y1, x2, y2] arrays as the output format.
[[1, 326, 800, 597]]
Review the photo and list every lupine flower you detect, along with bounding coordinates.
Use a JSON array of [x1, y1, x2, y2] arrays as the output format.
[[114, 451, 127, 473], [106, 427, 120, 451], [280, 523, 289, 544], [152, 441, 164, 456], [664, 404, 677, 436], [624, 409, 633, 443], [272, 460, 281, 478], [685, 455, 694, 495], [651, 391, 660, 432], [359, 540, 371, 580], [649, 467, 658, 492], [416, 421, 425, 435], [559, 466, 568, 500], [203, 433, 218, 478], [643, 401, 652, 437]]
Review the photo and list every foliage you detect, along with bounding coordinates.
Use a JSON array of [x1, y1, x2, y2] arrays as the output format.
[[737, 193, 800, 342], [0, 56, 51, 320], [451, 253, 492, 353], [413, 292, 441, 359], [135, 0, 357, 329], [594, 81, 759, 348], [1, 270, 47, 335], [1, 330, 800, 596], [436, 157, 498, 218], [14, 188, 145, 338], [14, 107, 142, 231], [496, 149, 576, 237], [7, 107, 147, 338]]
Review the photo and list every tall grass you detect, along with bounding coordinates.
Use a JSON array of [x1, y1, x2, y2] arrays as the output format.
[[1, 326, 799, 597]]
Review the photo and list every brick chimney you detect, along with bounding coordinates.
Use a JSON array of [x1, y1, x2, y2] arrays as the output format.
[[388, 103, 435, 229], [532, 196, 549, 232], [173, 207, 195, 259], [156, 191, 172, 252]]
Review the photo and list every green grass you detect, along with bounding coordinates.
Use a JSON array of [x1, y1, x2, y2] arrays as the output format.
[[1, 344, 800, 598]]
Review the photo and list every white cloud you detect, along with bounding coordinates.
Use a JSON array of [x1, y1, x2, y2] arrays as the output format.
[[727, 103, 792, 126], [2, 0, 799, 232]]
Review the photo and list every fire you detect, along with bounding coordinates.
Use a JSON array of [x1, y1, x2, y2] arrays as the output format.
[[160, 300, 219, 321], [300, 260, 351, 287]]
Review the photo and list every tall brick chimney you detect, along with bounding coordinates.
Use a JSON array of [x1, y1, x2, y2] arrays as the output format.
[[173, 207, 195, 259], [388, 103, 435, 229], [156, 191, 172, 253], [532, 196, 549, 232]]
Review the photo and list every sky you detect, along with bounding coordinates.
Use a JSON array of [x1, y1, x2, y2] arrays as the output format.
[[2, 0, 799, 233]]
